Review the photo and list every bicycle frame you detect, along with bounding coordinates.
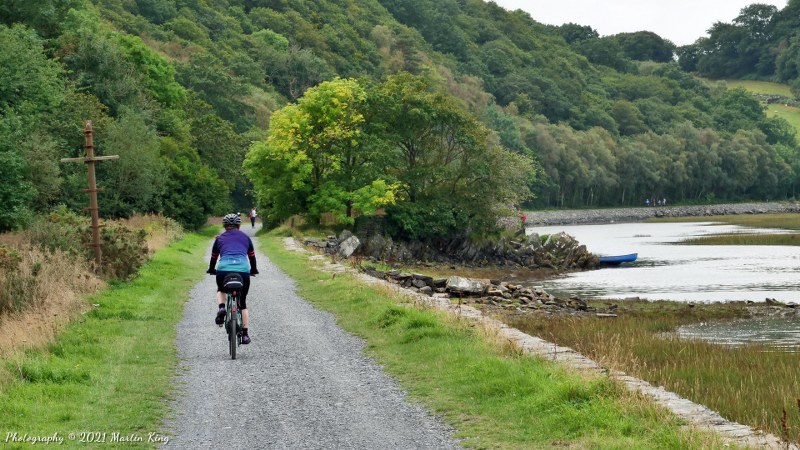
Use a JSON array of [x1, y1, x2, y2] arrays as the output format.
[[220, 272, 245, 359]]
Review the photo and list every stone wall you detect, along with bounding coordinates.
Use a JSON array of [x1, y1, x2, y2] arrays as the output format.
[[526, 201, 800, 226]]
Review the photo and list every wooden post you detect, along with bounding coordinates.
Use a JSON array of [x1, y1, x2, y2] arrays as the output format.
[[61, 120, 119, 270]]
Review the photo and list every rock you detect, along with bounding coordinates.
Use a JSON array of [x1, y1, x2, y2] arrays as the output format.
[[765, 298, 784, 306], [445, 276, 486, 295], [412, 273, 434, 285], [486, 288, 504, 297], [337, 235, 361, 258], [431, 278, 448, 289], [419, 286, 433, 296], [411, 278, 429, 289]]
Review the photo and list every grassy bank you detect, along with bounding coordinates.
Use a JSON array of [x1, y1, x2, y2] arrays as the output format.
[[0, 228, 214, 449], [503, 302, 800, 445], [258, 233, 720, 448]]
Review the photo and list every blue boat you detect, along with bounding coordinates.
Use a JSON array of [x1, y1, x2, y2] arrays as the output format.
[[598, 253, 638, 265]]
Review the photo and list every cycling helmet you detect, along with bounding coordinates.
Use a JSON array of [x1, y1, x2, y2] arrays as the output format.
[[222, 213, 241, 226]]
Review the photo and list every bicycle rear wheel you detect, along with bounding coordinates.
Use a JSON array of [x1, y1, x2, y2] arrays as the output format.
[[229, 310, 237, 360]]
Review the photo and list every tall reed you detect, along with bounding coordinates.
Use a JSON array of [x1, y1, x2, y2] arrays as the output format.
[[507, 309, 800, 444]]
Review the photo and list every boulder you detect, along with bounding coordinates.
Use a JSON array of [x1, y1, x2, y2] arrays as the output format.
[[445, 276, 486, 295], [337, 235, 361, 258]]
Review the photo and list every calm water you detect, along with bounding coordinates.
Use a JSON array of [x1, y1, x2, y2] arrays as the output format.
[[527, 221, 800, 349], [528, 222, 800, 303], [677, 316, 800, 351]]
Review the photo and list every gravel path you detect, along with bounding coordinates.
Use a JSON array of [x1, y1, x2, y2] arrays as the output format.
[[162, 226, 458, 449]]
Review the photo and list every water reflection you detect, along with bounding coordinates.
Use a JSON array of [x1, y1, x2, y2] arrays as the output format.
[[678, 316, 800, 352], [527, 222, 800, 303]]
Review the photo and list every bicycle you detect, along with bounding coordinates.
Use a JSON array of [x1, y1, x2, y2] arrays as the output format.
[[221, 273, 245, 359]]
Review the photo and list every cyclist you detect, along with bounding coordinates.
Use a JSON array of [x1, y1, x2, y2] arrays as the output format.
[[207, 213, 259, 344]]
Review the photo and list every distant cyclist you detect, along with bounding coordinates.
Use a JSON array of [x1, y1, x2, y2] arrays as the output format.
[[207, 213, 259, 344]]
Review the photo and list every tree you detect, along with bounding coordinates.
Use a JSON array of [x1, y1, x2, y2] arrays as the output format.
[[379, 74, 535, 237], [246, 73, 535, 238], [557, 23, 598, 44], [0, 24, 66, 229], [97, 109, 165, 218], [159, 138, 227, 230], [245, 78, 399, 225], [611, 100, 647, 136], [612, 31, 675, 62]]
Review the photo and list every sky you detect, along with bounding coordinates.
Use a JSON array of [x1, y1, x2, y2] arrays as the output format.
[[492, 0, 788, 46]]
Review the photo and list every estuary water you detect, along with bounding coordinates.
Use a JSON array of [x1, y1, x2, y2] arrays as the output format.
[[527, 222, 800, 303], [527, 221, 800, 349]]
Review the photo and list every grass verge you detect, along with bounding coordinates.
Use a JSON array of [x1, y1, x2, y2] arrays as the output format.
[[504, 303, 800, 445], [0, 227, 215, 449], [258, 233, 720, 448]]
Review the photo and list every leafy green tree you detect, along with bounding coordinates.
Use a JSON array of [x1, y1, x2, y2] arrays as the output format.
[[612, 31, 675, 62], [266, 46, 336, 101], [115, 34, 187, 108], [175, 52, 254, 131], [0, 152, 35, 230], [97, 110, 165, 218], [573, 37, 632, 72], [610, 100, 647, 136], [712, 88, 765, 134], [0, 0, 84, 38], [57, 9, 144, 116], [159, 138, 227, 230], [557, 23, 598, 44], [134, 0, 177, 25], [0, 24, 66, 229], [676, 43, 702, 72], [246, 78, 398, 225]]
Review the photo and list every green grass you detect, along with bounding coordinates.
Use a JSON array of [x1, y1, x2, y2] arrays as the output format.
[[0, 228, 215, 449], [720, 79, 793, 97], [505, 305, 800, 445], [258, 234, 720, 448]]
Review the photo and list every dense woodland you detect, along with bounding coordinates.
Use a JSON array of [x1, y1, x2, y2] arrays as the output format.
[[1, 0, 798, 237], [678, 0, 800, 92]]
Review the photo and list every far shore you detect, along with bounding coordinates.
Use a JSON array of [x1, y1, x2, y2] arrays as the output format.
[[524, 201, 800, 226]]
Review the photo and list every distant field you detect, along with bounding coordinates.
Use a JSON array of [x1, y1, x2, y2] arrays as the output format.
[[720, 79, 793, 97], [766, 102, 800, 133], [704, 79, 800, 135]]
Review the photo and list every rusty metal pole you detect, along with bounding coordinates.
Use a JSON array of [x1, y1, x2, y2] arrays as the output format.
[[60, 120, 119, 272], [84, 122, 102, 268]]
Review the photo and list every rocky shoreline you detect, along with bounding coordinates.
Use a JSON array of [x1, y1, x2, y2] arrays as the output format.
[[304, 230, 598, 270], [525, 201, 800, 226]]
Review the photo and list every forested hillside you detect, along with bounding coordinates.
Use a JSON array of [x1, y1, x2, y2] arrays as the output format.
[[1, 0, 798, 235], [678, 0, 800, 93]]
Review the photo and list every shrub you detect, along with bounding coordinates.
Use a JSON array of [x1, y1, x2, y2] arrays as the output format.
[[96, 222, 148, 279], [27, 206, 149, 279], [0, 244, 29, 314]]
